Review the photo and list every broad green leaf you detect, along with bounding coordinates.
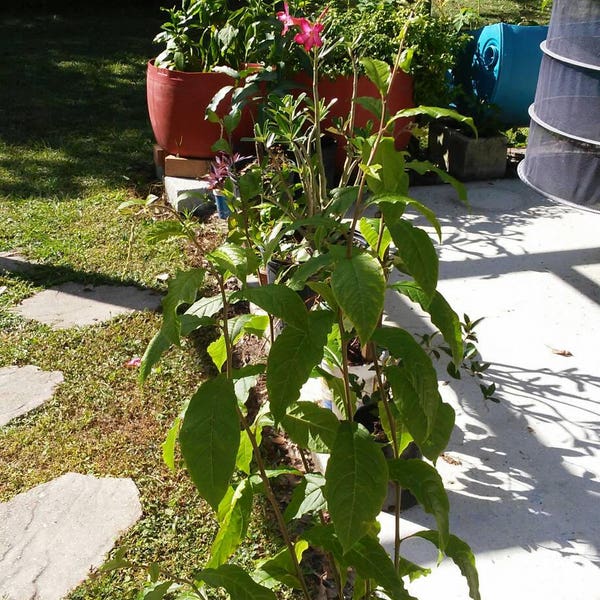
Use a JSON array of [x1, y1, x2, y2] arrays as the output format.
[[238, 169, 262, 202], [387, 106, 476, 137], [385, 218, 438, 301], [387, 459, 449, 551], [185, 293, 225, 319], [282, 401, 340, 453], [140, 581, 173, 600], [179, 375, 240, 510], [328, 185, 360, 217], [362, 137, 408, 195], [331, 252, 385, 345], [207, 480, 253, 568], [369, 193, 442, 241], [208, 334, 227, 371], [236, 430, 254, 474], [344, 535, 414, 600], [208, 243, 258, 281], [418, 401, 455, 462], [307, 281, 338, 310], [397, 557, 431, 581], [392, 282, 463, 366], [145, 220, 189, 245], [354, 96, 383, 121], [301, 523, 343, 557], [406, 161, 468, 206], [373, 327, 441, 457], [284, 473, 327, 521], [242, 284, 308, 330], [162, 416, 181, 472], [359, 217, 392, 260], [286, 253, 336, 292], [324, 422, 388, 551], [198, 564, 276, 600], [412, 531, 481, 600], [252, 541, 309, 590], [139, 329, 170, 383], [162, 268, 206, 346], [267, 311, 333, 421], [360, 57, 391, 96]]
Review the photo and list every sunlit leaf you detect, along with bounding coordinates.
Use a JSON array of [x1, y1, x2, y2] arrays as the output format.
[[331, 252, 385, 345], [324, 422, 388, 551], [179, 375, 240, 510]]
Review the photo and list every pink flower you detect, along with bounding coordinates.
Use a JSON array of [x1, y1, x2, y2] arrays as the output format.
[[124, 357, 142, 369], [276, 2, 301, 35], [293, 17, 325, 52]]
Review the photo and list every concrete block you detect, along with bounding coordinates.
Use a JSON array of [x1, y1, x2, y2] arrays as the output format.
[[0, 366, 64, 426], [163, 176, 214, 214], [164, 155, 211, 178], [0, 473, 142, 600], [428, 122, 507, 180]]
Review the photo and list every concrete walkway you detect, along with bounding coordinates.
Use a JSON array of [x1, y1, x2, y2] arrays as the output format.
[[379, 179, 600, 600]]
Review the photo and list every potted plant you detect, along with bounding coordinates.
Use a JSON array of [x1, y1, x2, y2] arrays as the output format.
[[146, 0, 281, 158], [129, 5, 484, 599], [428, 86, 508, 180]]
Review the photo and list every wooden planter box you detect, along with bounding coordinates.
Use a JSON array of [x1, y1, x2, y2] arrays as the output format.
[[428, 122, 508, 180]]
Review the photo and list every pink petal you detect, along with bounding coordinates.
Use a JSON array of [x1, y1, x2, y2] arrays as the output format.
[[124, 357, 142, 368]]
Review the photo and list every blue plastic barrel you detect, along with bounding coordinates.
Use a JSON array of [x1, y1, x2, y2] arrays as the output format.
[[470, 23, 548, 126]]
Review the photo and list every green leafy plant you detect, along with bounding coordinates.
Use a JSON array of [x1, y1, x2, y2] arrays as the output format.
[[133, 5, 483, 599], [153, 0, 284, 72]]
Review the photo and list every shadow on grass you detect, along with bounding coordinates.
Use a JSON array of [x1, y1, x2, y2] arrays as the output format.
[[0, 10, 162, 199]]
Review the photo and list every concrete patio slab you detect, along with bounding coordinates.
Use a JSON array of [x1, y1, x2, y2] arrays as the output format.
[[12, 282, 161, 329], [0, 473, 142, 600], [379, 179, 600, 600], [0, 365, 64, 427]]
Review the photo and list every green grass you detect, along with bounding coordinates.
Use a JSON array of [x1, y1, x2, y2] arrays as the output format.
[[434, 0, 551, 25], [0, 8, 298, 599]]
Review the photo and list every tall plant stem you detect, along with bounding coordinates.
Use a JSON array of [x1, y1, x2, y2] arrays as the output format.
[[373, 357, 403, 569], [218, 275, 233, 378], [236, 406, 312, 600], [338, 312, 355, 420], [311, 47, 328, 215]]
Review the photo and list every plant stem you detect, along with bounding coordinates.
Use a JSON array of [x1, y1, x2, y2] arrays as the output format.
[[236, 406, 312, 600], [338, 313, 354, 420], [218, 275, 233, 378], [311, 47, 328, 215]]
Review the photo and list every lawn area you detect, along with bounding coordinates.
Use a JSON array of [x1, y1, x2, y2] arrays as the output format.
[[0, 1, 549, 599], [0, 6, 291, 599]]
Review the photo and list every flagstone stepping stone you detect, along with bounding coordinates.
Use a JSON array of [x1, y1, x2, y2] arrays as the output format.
[[0, 251, 36, 274], [12, 282, 161, 329], [0, 473, 142, 600], [0, 366, 64, 427]]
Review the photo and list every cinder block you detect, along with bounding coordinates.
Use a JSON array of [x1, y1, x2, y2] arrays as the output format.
[[164, 155, 211, 178], [164, 176, 214, 214], [153, 145, 166, 178]]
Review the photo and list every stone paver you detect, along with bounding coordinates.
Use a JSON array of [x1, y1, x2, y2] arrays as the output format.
[[12, 282, 161, 329], [0, 473, 142, 600], [0, 366, 64, 427], [0, 252, 36, 274]]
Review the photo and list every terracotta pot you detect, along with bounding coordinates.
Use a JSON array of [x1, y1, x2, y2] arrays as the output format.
[[146, 60, 255, 159], [294, 71, 415, 149]]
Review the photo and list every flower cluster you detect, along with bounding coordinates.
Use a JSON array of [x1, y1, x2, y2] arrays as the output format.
[[276, 2, 327, 52]]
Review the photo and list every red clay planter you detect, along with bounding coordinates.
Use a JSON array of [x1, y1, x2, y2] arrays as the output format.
[[146, 60, 255, 159]]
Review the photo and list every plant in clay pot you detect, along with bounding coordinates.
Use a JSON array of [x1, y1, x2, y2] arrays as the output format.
[[147, 0, 282, 158], [128, 4, 485, 599]]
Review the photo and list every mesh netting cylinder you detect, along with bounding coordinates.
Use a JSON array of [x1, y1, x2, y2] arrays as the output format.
[[519, 0, 600, 205]]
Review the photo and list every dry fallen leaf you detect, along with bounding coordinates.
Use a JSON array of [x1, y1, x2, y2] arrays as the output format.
[[441, 453, 462, 466], [0, 285, 7, 296], [550, 347, 573, 357]]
